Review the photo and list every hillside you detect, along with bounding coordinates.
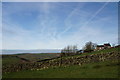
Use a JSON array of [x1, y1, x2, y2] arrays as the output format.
[[2, 47, 120, 78], [2, 53, 60, 65], [3, 60, 119, 78]]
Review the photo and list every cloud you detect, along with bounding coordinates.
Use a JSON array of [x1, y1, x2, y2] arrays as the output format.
[[2, 2, 118, 50], [2, 2, 58, 49], [2, 14, 60, 49], [81, 2, 109, 28], [56, 2, 118, 48], [56, 3, 88, 39], [42, 2, 51, 14], [57, 2, 109, 39]]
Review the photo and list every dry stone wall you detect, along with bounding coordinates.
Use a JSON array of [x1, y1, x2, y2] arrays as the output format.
[[3, 51, 120, 73]]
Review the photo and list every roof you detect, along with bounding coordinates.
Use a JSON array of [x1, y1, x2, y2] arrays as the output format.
[[97, 45, 104, 47], [104, 43, 111, 46]]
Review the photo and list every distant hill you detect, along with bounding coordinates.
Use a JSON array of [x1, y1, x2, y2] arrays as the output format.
[[1, 49, 61, 54]]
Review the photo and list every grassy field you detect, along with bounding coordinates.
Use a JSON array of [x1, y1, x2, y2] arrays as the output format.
[[2, 47, 119, 64], [3, 60, 119, 78], [2, 47, 119, 78], [62, 47, 119, 59], [2, 53, 60, 65], [2, 55, 25, 65], [16, 53, 60, 62]]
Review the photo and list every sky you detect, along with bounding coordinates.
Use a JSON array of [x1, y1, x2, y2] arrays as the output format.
[[1, 2, 118, 49], [2, 0, 120, 2]]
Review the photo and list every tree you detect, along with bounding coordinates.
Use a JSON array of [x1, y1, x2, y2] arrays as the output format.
[[60, 45, 77, 66], [83, 41, 97, 52], [61, 45, 78, 56]]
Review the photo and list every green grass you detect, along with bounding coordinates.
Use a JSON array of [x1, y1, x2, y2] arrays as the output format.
[[2, 47, 119, 64], [3, 60, 119, 78], [2, 47, 119, 78], [2, 53, 60, 65], [61, 47, 119, 59], [14, 53, 60, 62], [2, 56, 24, 65]]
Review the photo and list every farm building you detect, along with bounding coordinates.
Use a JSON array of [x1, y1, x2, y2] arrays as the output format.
[[96, 43, 111, 50], [96, 45, 104, 50], [104, 43, 111, 49]]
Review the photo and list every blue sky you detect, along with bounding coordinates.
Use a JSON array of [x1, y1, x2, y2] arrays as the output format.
[[2, 2, 118, 49]]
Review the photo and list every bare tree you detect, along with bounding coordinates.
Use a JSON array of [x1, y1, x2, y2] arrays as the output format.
[[73, 45, 77, 54], [83, 41, 97, 52], [61, 45, 78, 56]]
